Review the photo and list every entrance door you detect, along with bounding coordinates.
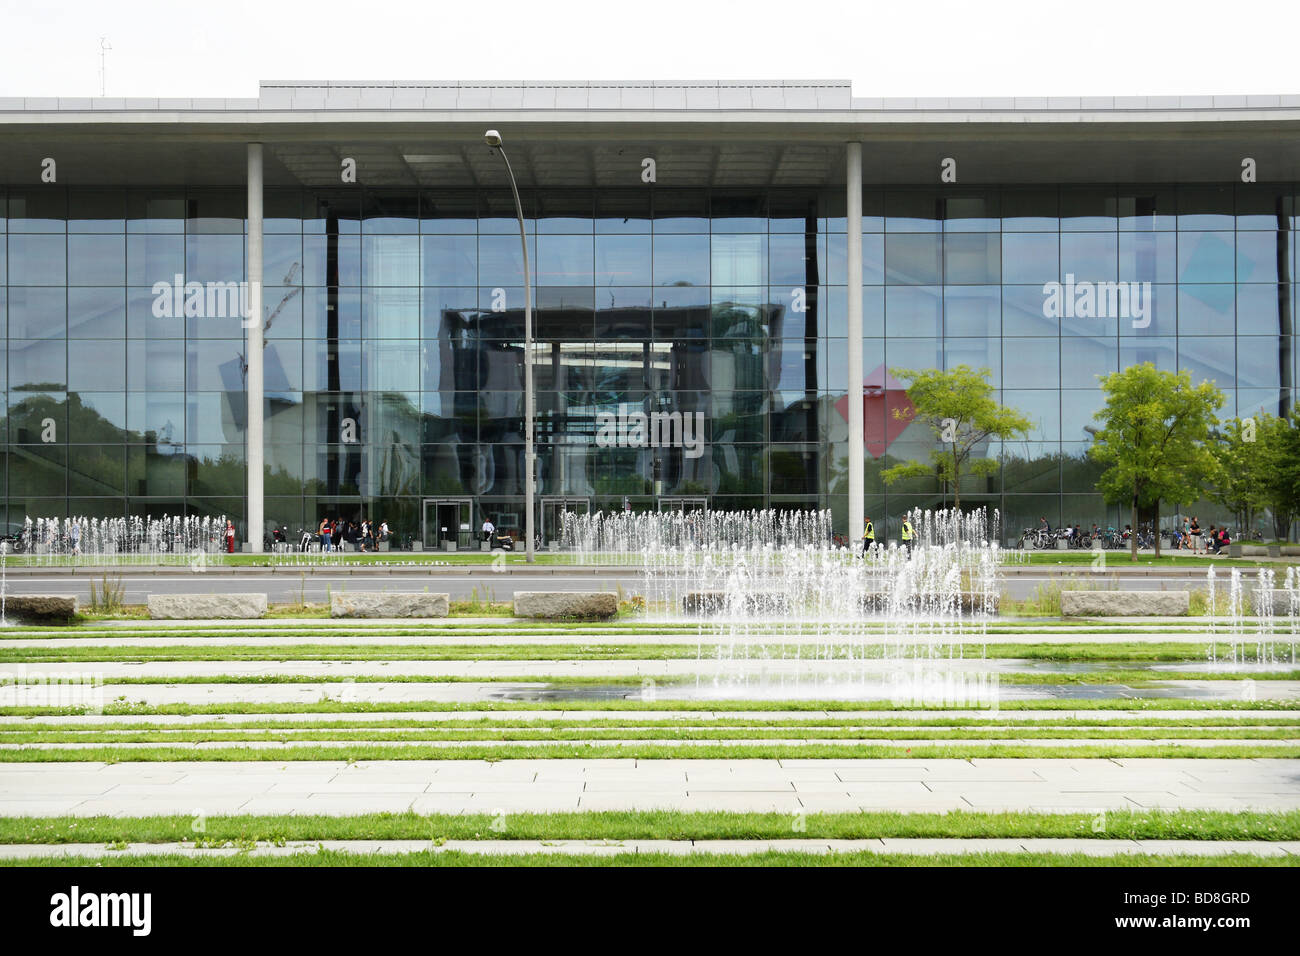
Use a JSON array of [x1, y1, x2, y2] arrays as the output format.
[[423, 498, 473, 550], [541, 497, 590, 546], [657, 497, 707, 514]]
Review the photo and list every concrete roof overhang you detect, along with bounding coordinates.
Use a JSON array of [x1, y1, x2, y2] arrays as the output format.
[[2, 82, 1299, 187]]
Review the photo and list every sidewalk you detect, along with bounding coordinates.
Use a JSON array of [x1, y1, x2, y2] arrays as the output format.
[[2, 758, 1295, 817]]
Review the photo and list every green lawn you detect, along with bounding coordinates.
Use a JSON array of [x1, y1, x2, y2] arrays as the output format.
[[5, 726, 1293, 744], [9, 715, 1296, 732], [2, 667, 1288, 686], [8, 548, 1295, 569], [2, 742, 1292, 761], [6, 808, 1296, 843], [3, 551, 594, 569], [1021, 551, 1296, 567], [3, 696, 1292, 718], [0, 640, 1292, 663]]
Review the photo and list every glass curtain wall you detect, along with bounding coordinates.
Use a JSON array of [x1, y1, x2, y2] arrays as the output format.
[[1, 183, 1294, 542]]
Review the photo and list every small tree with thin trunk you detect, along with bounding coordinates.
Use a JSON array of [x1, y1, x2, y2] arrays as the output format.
[[1209, 417, 1267, 535], [1090, 364, 1223, 560], [1256, 412, 1300, 542], [881, 365, 1031, 510]]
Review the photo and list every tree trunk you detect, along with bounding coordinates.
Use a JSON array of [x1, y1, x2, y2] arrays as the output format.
[[1130, 491, 1139, 562], [951, 445, 960, 511], [1153, 499, 1162, 558]]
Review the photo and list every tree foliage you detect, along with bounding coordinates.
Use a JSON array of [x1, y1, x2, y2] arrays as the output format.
[[1090, 364, 1223, 559], [1254, 413, 1300, 540], [881, 365, 1031, 509], [1209, 417, 1268, 535]]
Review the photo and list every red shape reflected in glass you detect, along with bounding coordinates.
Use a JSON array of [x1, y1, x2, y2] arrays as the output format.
[[834, 365, 915, 459]]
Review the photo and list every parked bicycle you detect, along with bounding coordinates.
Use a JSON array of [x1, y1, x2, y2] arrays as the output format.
[[1018, 527, 1053, 550]]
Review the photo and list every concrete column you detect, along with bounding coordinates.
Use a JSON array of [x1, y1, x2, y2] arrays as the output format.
[[246, 143, 264, 552], [845, 142, 864, 542]]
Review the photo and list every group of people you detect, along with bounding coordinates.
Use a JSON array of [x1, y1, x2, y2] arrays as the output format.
[[1039, 515, 1234, 554], [860, 515, 915, 555], [1177, 517, 1233, 554], [315, 517, 390, 552]]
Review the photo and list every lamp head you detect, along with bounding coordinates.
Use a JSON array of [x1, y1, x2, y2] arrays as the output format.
[[483, 129, 503, 147]]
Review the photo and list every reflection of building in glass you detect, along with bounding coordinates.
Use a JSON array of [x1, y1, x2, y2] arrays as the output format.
[[1, 81, 1296, 543]]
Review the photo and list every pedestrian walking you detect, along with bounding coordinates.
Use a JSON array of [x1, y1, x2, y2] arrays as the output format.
[[225, 519, 236, 554], [900, 515, 914, 555], [861, 516, 875, 556], [319, 516, 332, 553]]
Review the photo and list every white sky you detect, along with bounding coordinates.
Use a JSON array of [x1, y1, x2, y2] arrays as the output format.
[[2, 0, 1297, 99]]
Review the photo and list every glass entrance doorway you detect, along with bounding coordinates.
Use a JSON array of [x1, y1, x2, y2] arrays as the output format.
[[423, 498, 473, 550], [657, 497, 707, 514], [541, 497, 590, 547]]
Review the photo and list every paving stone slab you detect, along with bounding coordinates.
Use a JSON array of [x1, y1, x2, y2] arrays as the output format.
[[0, 758, 1294, 815]]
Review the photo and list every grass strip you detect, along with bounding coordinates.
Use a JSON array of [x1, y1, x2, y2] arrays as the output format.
[[3, 850, 1293, 867], [0, 742, 1293, 761], [6, 716, 1298, 732], [4, 698, 1295, 718], [4, 670, 1293, 686], [6, 808, 1298, 844], [5, 733, 1294, 749], [4, 641, 1293, 663]]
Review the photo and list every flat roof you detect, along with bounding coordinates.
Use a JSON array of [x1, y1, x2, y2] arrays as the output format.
[[4, 81, 1300, 187], [2, 79, 1299, 117]]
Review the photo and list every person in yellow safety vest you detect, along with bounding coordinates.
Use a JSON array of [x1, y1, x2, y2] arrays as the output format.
[[900, 516, 914, 554], [861, 516, 875, 556]]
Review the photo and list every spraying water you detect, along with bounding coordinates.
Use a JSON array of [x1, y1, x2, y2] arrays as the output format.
[[565, 507, 1004, 657], [1207, 565, 1295, 665], [0, 539, 8, 625], [14, 516, 226, 567]]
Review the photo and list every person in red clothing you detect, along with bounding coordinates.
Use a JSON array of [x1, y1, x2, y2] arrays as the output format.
[[225, 519, 236, 553]]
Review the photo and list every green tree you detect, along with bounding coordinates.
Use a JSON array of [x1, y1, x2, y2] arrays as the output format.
[[1090, 364, 1224, 560], [1255, 412, 1300, 541], [881, 366, 1031, 509], [1209, 417, 1267, 534]]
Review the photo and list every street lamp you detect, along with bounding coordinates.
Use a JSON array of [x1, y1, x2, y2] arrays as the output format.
[[484, 129, 536, 563]]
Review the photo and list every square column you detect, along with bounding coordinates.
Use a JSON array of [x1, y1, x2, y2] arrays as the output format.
[[845, 142, 864, 542], [246, 143, 264, 552]]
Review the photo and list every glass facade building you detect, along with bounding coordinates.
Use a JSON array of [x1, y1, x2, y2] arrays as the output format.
[[2, 82, 1297, 545]]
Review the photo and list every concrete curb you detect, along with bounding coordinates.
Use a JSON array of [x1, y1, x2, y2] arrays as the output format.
[[0, 566, 642, 577], [0, 838, 1295, 859], [0, 564, 1259, 578]]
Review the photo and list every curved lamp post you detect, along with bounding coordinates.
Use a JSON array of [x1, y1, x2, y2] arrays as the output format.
[[484, 130, 535, 563]]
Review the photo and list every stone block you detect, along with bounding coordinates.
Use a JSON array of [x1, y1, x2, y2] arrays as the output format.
[[1061, 590, 1188, 616], [682, 591, 788, 615], [1250, 589, 1300, 617], [148, 593, 267, 620], [2, 595, 78, 623], [330, 592, 449, 618], [514, 591, 618, 620]]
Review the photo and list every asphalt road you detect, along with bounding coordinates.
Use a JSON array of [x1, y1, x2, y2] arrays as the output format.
[[0, 569, 1212, 603]]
